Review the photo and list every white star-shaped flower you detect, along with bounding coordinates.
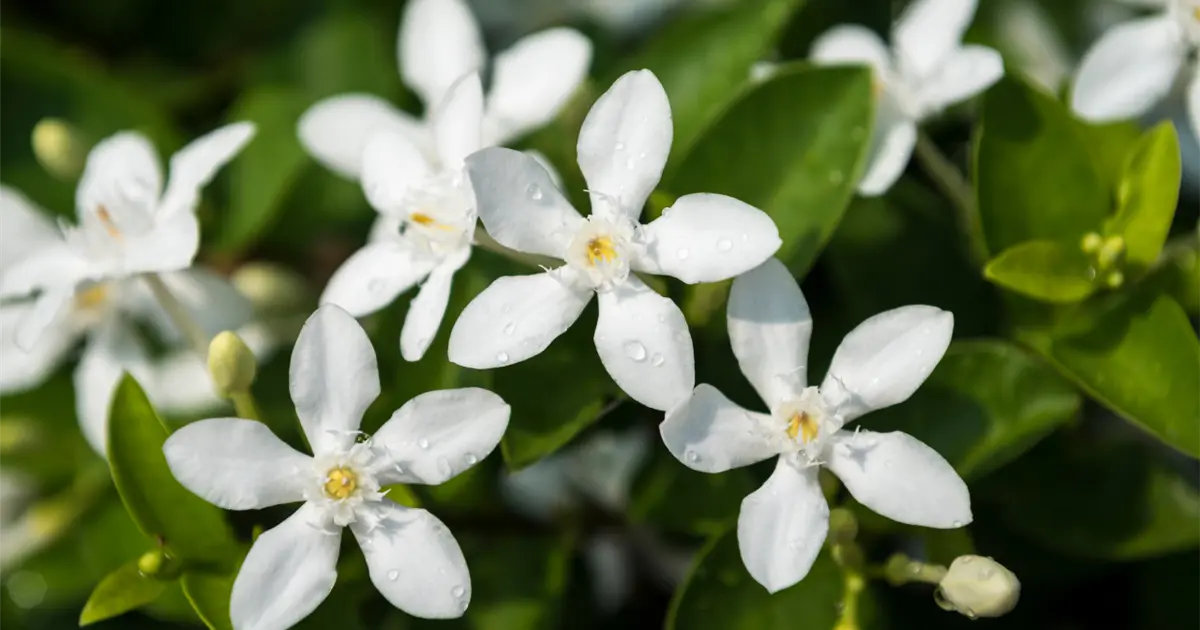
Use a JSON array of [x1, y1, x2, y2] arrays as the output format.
[[810, 0, 1003, 196], [1072, 0, 1200, 137], [659, 258, 971, 593], [163, 304, 511, 630], [0, 124, 256, 454], [297, 0, 592, 179], [447, 69, 782, 412]]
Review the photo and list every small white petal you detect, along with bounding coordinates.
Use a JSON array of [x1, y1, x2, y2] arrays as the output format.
[[809, 24, 892, 73], [824, 429, 971, 528], [74, 318, 147, 455], [400, 248, 470, 362], [0, 244, 90, 301], [727, 258, 812, 410], [351, 502, 471, 619], [373, 388, 511, 485], [290, 305, 380, 456], [121, 210, 201, 274], [577, 69, 672, 220], [659, 384, 777, 473], [0, 301, 77, 395], [857, 102, 916, 197], [298, 95, 427, 180], [159, 122, 256, 218], [593, 276, 693, 411], [135, 269, 254, 341], [320, 243, 436, 318], [916, 45, 1004, 112], [163, 418, 311, 510], [821, 305, 953, 422], [1187, 68, 1200, 140], [1070, 15, 1186, 123], [230, 502, 340, 630], [737, 457, 828, 593], [634, 193, 780, 284], [0, 186, 60, 271], [893, 0, 980, 79], [465, 147, 583, 259], [17, 287, 74, 354], [75, 132, 162, 229], [399, 0, 485, 108], [484, 27, 593, 145], [361, 130, 432, 214], [448, 268, 592, 369], [432, 72, 484, 170]]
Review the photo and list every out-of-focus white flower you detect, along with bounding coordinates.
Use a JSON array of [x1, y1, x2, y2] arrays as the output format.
[[448, 70, 781, 411], [659, 258, 970, 593], [994, 0, 1072, 92], [0, 125, 256, 454], [298, 0, 592, 180], [1072, 0, 1200, 138], [163, 304, 511, 629], [810, 0, 1003, 196]]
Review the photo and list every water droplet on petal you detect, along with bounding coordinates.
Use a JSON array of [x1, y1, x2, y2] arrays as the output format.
[[526, 183, 544, 201], [657, 314, 666, 323], [625, 157, 636, 170], [615, 142, 626, 151], [952, 520, 963, 528], [464, 453, 478, 466], [638, 151, 647, 159], [458, 600, 469, 613], [501, 303, 513, 314], [686, 450, 700, 463], [651, 353, 665, 367], [676, 248, 690, 260], [387, 570, 400, 581], [452, 585, 465, 598], [623, 341, 647, 361], [368, 279, 385, 293], [716, 238, 733, 252], [497, 351, 510, 364], [418, 438, 430, 450], [437, 457, 452, 477], [503, 322, 515, 335]]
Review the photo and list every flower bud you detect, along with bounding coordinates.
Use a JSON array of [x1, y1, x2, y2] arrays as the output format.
[[1079, 232, 1104, 255], [208, 331, 257, 397], [137, 549, 165, 576], [827, 508, 859, 545], [31, 118, 85, 180], [1096, 236, 1126, 269], [230, 262, 310, 313], [935, 555, 1020, 619], [1105, 270, 1124, 289]]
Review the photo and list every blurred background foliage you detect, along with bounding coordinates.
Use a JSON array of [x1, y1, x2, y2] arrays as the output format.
[[1, 0, 1197, 629]]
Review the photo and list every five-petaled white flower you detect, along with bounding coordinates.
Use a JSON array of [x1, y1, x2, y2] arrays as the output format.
[[447, 69, 782, 412], [659, 258, 971, 593], [1071, 0, 1200, 137], [163, 304, 511, 630], [810, 0, 1003, 196], [297, 0, 592, 178], [0, 124, 256, 454]]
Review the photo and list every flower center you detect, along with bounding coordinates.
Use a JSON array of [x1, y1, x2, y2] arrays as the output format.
[[566, 214, 640, 291], [773, 386, 842, 461], [74, 284, 109, 311], [586, 236, 617, 266], [387, 172, 474, 256], [786, 411, 820, 444], [323, 466, 358, 500]]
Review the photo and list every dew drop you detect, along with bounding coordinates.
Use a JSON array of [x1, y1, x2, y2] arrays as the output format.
[[464, 453, 478, 466], [961, 556, 973, 564], [458, 600, 469, 613], [501, 303, 513, 314], [740, 232, 749, 242], [685, 450, 700, 463], [716, 238, 733, 252], [387, 570, 400, 581], [615, 142, 626, 151], [638, 151, 646, 159], [452, 585, 465, 598], [651, 353, 665, 367], [625, 157, 636, 170], [623, 341, 647, 361], [526, 183, 544, 201], [657, 314, 666, 323], [418, 438, 430, 450], [503, 322, 516, 335], [979, 568, 993, 579], [368, 279, 385, 294], [676, 248, 690, 260], [952, 520, 963, 528], [497, 351, 510, 364], [437, 457, 452, 477]]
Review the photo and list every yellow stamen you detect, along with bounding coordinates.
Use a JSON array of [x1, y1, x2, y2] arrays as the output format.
[[586, 236, 617, 266], [409, 212, 454, 231], [871, 72, 885, 100], [787, 412, 819, 444], [323, 467, 358, 500], [1193, 6, 1200, 21], [74, 285, 109, 310], [96, 206, 122, 239]]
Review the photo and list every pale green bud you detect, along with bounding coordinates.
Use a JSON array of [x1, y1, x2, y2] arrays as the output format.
[[1096, 236, 1126, 269], [1105, 270, 1124, 289], [935, 555, 1020, 619], [230, 262, 309, 313], [208, 331, 257, 397], [827, 508, 859, 545], [137, 549, 165, 576], [31, 118, 85, 180], [1080, 232, 1104, 255]]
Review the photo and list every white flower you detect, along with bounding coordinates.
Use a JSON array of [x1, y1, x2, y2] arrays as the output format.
[[447, 70, 782, 411], [163, 304, 511, 630], [810, 0, 1003, 196], [659, 258, 971, 593], [1071, 0, 1200, 137], [317, 73, 482, 362], [297, 0, 592, 180], [0, 124, 256, 454]]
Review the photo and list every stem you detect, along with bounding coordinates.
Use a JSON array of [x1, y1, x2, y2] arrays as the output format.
[[142, 273, 209, 358], [913, 133, 989, 266], [834, 571, 865, 630], [230, 391, 262, 423], [472, 226, 559, 269]]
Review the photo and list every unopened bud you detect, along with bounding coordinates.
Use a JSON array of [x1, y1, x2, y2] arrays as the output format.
[[230, 262, 309, 313], [827, 508, 859, 545], [208, 331, 257, 397], [1105, 270, 1124, 289], [31, 118, 86, 180], [136, 549, 182, 580], [1096, 236, 1126, 269], [1080, 232, 1104, 255], [935, 555, 1020, 619]]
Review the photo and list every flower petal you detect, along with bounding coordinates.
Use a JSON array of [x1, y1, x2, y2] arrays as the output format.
[[320, 243, 436, 318], [17, 287, 74, 353], [132, 269, 254, 342], [0, 186, 60, 271], [857, 102, 916, 197], [448, 268, 592, 369], [351, 502, 471, 619], [121, 210, 201, 274], [576, 69, 672, 220], [75, 132, 162, 231], [230, 502, 340, 630], [821, 305, 953, 422], [164, 418, 311, 510], [809, 24, 892, 73], [1070, 15, 1186, 123], [159, 122, 256, 218], [0, 301, 76, 395], [432, 72, 484, 170], [372, 388, 510, 485], [361, 130, 432, 214], [634, 193, 781, 284], [737, 457, 828, 593], [298, 95, 428, 180], [727, 258, 812, 410], [290, 305, 381, 456], [484, 27, 593, 145], [594, 276, 693, 411], [0, 244, 90, 301], [398, 0, 485, 108], [824, 429, 971, 528], [893, 0, 980, 79], [916, 44, 1004, 112], [74, 317, 148, 455], [400, 248, 470, 362], [1188, 67, 1200, 140], [465, 147, 583, 258], [660, 384, 777, 473]]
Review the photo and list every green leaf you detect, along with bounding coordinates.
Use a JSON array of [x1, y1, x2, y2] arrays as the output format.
[[79, 559, 168, 626], [983, 239, 1098, 303], [629, 450, 760, 536], [291, 10, 406, 102], [616, 0, 805, 172], [667, 530, 877, 629], [107, 375, 240, 567], [214, 86, 309, 253], [860, 340, 1081, 481], [1076, 119, 1142, 192], [1020, 293, 1200, 458], [1106, 122, 1181, 270], [181, 571, 235, 630], [975, 74, 1108, 253]]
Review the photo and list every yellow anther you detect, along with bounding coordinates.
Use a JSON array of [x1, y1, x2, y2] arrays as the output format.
[[586, 236, 617, 266], [409, 212, 454, 231], [1193, 6, 1200, 21], [95, 206, 122, 239], [787, 412, 819, 444], [323, 467, 358, 500], [74, 284, 109, 310]]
